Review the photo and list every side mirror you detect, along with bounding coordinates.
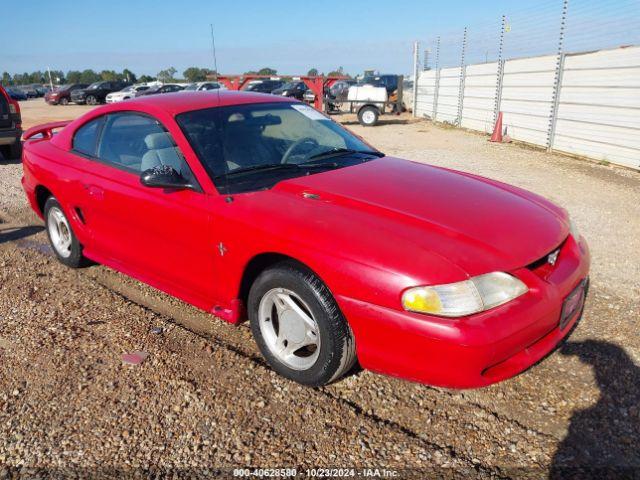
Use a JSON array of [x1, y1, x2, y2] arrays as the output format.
[[140, 165, 192, 190]]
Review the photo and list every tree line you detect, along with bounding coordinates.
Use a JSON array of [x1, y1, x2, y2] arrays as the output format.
[[1, 66, 349, 87]]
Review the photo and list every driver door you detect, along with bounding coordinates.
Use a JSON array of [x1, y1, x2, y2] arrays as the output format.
[[77, 112, 216, 306]]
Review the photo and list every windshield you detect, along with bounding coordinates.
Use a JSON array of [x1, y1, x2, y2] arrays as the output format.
[[184, 83, 198, 90], [87, 82, 102, 89], [177, 102, 382, 194]]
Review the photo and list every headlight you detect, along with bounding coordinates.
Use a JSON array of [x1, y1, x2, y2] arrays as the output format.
[[402, 272, 528, 317], [568, 218, 580, 240], [281, 91, 288, 95]]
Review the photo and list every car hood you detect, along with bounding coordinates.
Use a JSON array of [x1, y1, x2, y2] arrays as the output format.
[[267, 157, 568, 281]]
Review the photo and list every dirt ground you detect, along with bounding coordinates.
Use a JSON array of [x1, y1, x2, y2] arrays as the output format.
[[1, 98, 639, 478]]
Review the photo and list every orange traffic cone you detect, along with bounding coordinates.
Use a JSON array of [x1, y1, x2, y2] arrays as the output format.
[[489, 112, 503, 142]]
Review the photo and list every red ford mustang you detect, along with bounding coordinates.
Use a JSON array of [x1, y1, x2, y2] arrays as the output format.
[[21, 92, 590, 388]]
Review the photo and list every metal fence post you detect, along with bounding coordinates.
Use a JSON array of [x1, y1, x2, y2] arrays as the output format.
[[494, 61, 505, 124], [547, 0, 569, 150], [412, 41, 420, 118], [457, 27, 468, 126], [432, 36, 441, 121], [493, 15, 506, 124]]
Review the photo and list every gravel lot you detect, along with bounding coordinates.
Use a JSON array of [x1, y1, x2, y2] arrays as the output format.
[[1, 99, 639, 478]]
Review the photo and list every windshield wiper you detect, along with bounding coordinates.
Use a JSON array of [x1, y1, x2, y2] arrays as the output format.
[[307, 147, 384, 162], [215, 162, 341, 179], [214, 163, 298, 179]]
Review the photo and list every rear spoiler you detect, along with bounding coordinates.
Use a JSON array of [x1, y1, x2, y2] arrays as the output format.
[[23, 120, 72, 141]]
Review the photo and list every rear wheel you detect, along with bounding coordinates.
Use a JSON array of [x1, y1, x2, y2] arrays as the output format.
[[248, 262, 356, 386], [59, 97, 69, 106], [44, 197, 86, 268], [358, 106, 380, 126]]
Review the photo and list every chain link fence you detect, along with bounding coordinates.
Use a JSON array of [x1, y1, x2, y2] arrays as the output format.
[[411, 0, 640, 170]]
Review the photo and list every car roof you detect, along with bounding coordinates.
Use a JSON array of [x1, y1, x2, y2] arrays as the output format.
[[113, 90, 295, 115]]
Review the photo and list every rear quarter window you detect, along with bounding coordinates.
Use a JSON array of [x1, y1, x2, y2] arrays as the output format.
[[73, 118, 103, 156]]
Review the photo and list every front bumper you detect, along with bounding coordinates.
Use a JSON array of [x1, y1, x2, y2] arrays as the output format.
[[337, 235, 590, 389]]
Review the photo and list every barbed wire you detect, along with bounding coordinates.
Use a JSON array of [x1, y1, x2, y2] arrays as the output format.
[[418, 0, 640, 70]]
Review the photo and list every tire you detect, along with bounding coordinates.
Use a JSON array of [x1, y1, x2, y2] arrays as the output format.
[[248, 262, 356, 386], [59, 97, 69, 106], [44, 197, 86, 268], [8, 141, 22, 160], [86, 95, 97, 106], [358, 106, 380, 126]]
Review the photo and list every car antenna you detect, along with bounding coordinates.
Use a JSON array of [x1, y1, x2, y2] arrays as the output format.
[[210, 24, 220, 97], [210, 23, 230, 196]]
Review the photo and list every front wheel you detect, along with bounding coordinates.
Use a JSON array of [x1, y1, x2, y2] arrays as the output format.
[[59, 97, 69, 106], [44, 197, 87, 268], [86, 95, 98, 105], [248, 262, 357, 386]]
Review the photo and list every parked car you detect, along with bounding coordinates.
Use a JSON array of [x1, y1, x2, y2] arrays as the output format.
[[302, 89, 316, 104], [45, 84, 89, 105], [244, 80, 284, 94], [22, 91, 590, 388], [183, 82, 224, 92], [271, 81, 308, 100], [0, 85, 22, 159], [71, 81, 131, 105], [35, 86, 48, 97], [5, 87, 28, 101], [18, 85, 38, 99], [359, 74, 399, 94], [136, 84, 184, 97], [106, 85, 151, 103]]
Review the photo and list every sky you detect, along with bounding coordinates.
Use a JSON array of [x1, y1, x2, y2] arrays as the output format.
[[2, 0, 638, 77]]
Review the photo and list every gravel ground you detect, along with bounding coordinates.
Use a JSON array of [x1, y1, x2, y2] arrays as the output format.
[[0, 100, 639, 478]]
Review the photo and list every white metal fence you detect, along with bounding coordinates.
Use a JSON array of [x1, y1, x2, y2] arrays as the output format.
[[414, 45, 640, 170]]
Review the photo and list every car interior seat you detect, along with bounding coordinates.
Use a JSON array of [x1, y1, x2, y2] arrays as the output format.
[[141, 132, 184, 173]]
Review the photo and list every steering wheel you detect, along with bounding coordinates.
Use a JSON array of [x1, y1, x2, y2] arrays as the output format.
[[281, 137, 319, 164]]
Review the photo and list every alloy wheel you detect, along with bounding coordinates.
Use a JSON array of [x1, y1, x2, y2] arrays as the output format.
[[258, 288, 321, 370], [47, 206, 73, 258]]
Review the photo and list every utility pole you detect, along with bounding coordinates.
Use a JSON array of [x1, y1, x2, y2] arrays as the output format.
[[47, 67, 54, 90]]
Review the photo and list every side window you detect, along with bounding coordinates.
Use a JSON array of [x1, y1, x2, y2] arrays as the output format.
[[96, 113, 197, 183], [72, 117, 103, 156]]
